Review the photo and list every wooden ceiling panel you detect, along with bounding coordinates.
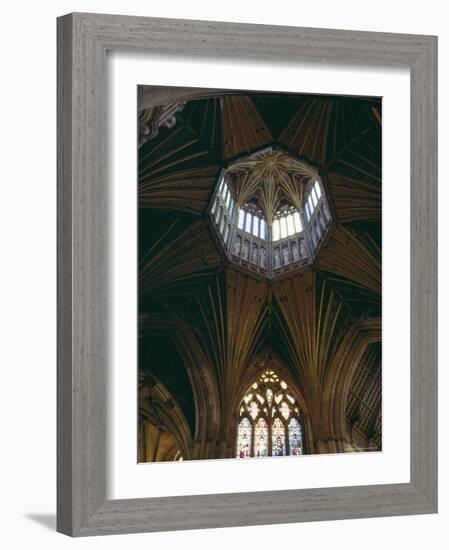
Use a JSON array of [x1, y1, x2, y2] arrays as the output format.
[[328, 172, 381, 222], [139, 219, 222, 301], [316, 224, 381, 295], [139, 165, 219, 215], [221, 96, 272, 160]]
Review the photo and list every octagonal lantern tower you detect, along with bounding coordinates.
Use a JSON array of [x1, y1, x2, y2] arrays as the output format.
[[209, 147, 333, 279]]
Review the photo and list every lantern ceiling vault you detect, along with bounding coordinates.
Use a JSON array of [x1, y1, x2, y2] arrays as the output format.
[[138, 89, 382, 460]]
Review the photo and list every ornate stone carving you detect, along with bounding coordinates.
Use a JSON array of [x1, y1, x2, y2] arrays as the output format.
[[138, 102, 185, 146]]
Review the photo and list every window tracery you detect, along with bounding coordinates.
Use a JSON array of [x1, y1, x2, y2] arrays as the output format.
[[236, 369, 304, 458]]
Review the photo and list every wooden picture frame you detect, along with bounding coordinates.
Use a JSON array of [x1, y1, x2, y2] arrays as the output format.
[[57, 12, 438, 536]]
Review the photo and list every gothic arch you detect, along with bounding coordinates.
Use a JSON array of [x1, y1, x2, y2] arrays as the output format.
[[235, 363, 306, 458], [139, 373, 192, 461], [223, 350, 312, 457], [140, 313, 221, 459], [323, 317, 382, 449]]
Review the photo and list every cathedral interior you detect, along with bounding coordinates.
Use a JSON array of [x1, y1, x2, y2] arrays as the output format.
[[138, 87, 382, 462]]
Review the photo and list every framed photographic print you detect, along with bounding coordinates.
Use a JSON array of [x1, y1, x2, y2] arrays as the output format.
[[57, 13, 437, 536]]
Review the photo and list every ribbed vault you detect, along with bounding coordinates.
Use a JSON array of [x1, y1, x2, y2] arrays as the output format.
[[138, 87, 382, 460]]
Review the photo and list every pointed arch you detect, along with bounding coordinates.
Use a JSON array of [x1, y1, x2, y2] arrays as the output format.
[[235, 366, 306, 458]]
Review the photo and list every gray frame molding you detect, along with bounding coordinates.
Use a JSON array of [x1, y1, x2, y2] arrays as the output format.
[[57, 12, 438, 536]]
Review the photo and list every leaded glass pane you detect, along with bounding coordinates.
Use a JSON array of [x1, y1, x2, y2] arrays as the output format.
[[260, 218, 266, 239], [305, 202, 311, 221], [288, 418, 303, 456], [226, 188, 232, 209], [219, 175, 225, 194], [238, 369, 304, 459], [286, 214, 295, 236], [254, 216, 260, 237], [248, 401, 260, 419], [238, 209, 245, 229], [308, 195, 314, 215], [280, 402, 291, 420], [293, 212, 302, 232], [254, 418, 269, 457], [237, 418, 252, 458], [280, 216, 288, 239], [272, 418, 286, 456], [219, 212, 226, 233]]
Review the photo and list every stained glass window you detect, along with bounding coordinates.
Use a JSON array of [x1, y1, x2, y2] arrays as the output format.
[[272, 418, 286, 456], [254, 418, 269, 457], [248, 401, 260, 419], [288, 418, 303, 455], [280, 402, 291, 420], [237, 417, 252, 458], [236, 368, 304, 458]]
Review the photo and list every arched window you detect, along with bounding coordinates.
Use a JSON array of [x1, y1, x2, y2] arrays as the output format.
[[302, 177, 331, 253], [237, 417, 252, 458], [236, 369, 304, 458], [288, 418, 303, 456], [272, 418, 286, 456], [223, 223, 230, 243], [236, 206, 268, 240], [254, 418, 269, 457], [173, 450, 184, 461]]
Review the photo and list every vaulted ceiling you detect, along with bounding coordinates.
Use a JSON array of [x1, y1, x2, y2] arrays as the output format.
[[139, 88, 382, 448]]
